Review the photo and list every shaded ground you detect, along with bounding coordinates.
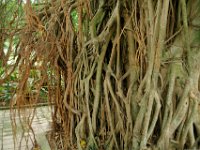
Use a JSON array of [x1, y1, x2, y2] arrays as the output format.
[[0, 106, 52, 150]]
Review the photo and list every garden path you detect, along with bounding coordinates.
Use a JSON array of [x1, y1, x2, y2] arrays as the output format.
[[0, 106, 52, 150]]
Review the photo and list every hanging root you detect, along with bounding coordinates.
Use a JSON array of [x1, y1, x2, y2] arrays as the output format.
[[1, 0, 200, 149]]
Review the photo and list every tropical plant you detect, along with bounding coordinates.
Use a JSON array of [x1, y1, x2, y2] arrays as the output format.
[[1, 0, 200, 149]]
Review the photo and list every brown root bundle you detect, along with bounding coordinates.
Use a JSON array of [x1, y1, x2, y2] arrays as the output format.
[[1, 0, 200, 149]]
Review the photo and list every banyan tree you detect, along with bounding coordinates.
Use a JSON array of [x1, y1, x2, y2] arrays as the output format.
[[1, 0, 200, 149]]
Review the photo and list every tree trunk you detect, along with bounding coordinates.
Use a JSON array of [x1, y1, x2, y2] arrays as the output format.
[[2, 0, 200, 149]]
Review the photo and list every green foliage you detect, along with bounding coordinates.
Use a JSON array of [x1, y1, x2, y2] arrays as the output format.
[[0, 0, 23, 105], [0, 82, 17, 102], [0, 0, 24, 28], [71, 9, 78, 31], [0, 61, 3, 76]]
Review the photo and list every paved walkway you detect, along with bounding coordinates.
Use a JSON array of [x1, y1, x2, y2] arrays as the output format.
[[0, 106, 52, 150]]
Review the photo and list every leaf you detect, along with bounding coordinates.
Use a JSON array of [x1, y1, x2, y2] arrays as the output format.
[[80, 139, 87, 148]]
